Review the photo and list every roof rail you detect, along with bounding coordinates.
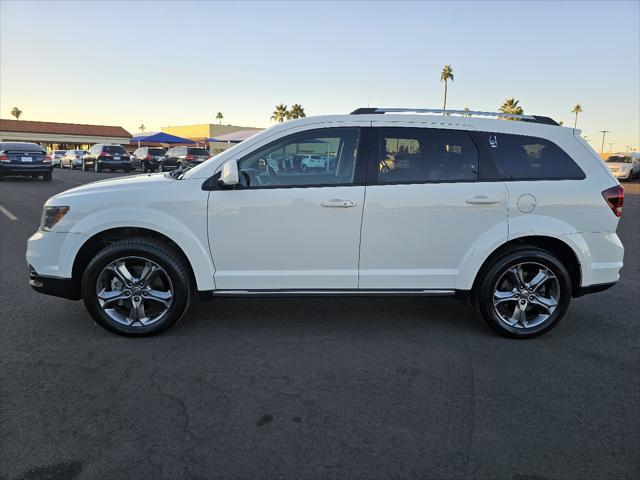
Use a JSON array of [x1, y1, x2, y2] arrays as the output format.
[[350, 107, 560, 126]]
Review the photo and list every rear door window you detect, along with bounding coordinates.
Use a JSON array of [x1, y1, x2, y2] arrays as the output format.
[[372, 127, 478, 184], [477, 132, 585, 180]]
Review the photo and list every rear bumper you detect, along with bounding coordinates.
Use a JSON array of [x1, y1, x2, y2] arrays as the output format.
[[0, 163, 52, 175], [28, 266, 80, 300], [574, 281, 617, 298], [98, 161, 132, 169]]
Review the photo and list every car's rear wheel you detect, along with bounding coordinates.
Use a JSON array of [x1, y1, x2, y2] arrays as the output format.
[[82, 238, 192, 336], [473, 246, 572, 338], [42, 172, 52, 181]]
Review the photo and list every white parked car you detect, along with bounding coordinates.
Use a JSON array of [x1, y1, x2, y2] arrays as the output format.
[[61, 150, 87, 170], [49, 150, 66, 167], [27, 108, 625, 338], [293, 154, 326, 171], [605, 153, 640, 181]]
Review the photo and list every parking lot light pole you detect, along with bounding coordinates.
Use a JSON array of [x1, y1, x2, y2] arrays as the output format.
[[599, 130, 611, 153]]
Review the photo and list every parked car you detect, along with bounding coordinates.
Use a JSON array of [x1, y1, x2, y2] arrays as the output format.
[[61, 150, 87, 170], [50, 150, 66, 168], [82, 144, 132, 172], [605, 153, 640, 181], [291, 154, 327, 171], [27, 108, 624, 338], [164, 146, 211, 169], [0, 142, 52, 181], [131, 147, 167, 172]]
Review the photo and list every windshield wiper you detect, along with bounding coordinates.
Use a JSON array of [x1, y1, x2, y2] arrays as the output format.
[[169, 163, 192, 179]]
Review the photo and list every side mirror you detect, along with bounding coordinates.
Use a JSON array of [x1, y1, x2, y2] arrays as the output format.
[[220, 160, 239, 186]]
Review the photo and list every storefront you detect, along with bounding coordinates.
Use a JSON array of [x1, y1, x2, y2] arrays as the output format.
[[0, 119, 131, 152]]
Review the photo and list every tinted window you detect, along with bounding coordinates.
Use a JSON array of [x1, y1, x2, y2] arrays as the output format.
[[0, 142, 45, 152], [188, 148, 210, 156], [148, 148, 166, 156], [482, 133, 585, 180], [103, 145, 126, 154], [237, 128, 360, 188], [606, 155, 632, 164], [374, 128, 478, 183]]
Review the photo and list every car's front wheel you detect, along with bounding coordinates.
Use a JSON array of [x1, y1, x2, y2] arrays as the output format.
[[81, 238, 192, 336], [473, 246, 572, 338]]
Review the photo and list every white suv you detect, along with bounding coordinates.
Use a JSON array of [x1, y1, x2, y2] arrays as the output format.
[[26, 108, 625, 338]]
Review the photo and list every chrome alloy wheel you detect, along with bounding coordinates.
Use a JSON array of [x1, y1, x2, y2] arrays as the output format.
[[96, 256, 173, 327], [492, 262, 560, 330]]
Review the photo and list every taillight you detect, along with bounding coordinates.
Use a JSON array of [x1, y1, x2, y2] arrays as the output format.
[[602, 185, 624, 217], [145, 155, 152, 160], [43, 155, 52, 163], [185, 155, 195, 160], [99, 152, 111, 158], [0, 154, 9, 162], [75, 155, 80, 159]]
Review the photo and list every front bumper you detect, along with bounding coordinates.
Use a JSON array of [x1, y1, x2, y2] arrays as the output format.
[[0, 163, 53, 175], [28, 265, 81, 300]]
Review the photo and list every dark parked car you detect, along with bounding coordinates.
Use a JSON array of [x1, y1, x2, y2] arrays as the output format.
[[0, 142, 52, 181], [131, 147, 167, 172], [164, 146, 211, 169], [82, 144, 132, 172]]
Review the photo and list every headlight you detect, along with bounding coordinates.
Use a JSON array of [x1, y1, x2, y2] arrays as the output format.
[[40, 206, 69, 231]]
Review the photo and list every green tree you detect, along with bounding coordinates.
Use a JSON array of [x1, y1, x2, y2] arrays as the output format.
[[571, 104, 582, 128], [289, 104, 306, 119], [216, 112, 224, 125], [440, 64, 454, 111], [498, 98, 524, 119], [463, 106, 471, 117], [271, 104, 289, 122], [10, 107, 22, 120]]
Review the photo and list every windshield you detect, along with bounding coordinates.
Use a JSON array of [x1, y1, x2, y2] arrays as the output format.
[[188, 148, 210, 156], [0, 142, 45, 152], [607, 156, 632, 163], [103, 145, 127, 154]]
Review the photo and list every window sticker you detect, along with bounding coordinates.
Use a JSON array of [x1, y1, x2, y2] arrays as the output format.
[[489, 135, 498, 148]]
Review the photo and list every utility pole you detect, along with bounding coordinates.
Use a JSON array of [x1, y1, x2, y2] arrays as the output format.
[[599, 130, 611, 153], [608, 142, 614, 152], [625, 145, 630, 153]]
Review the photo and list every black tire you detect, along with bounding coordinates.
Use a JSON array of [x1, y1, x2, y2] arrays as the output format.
[[70, 162, 75, 170], [472, 246, 572, 339], [42, 172, 52, 181], [81, 238, 192, 336], [94, 161, 100, 173]]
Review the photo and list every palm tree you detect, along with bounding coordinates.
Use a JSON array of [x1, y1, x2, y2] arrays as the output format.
[[498, 98, 524, 119], [571, 104, 582, 129], [10, 107, 22, 120], [289, 104, 306, 119], [440, 64, 454, 111], [138, 123, 145, 133], [463, 107, 472, 117], [216, 112, 224, 125], [271, 104, 289, 123]]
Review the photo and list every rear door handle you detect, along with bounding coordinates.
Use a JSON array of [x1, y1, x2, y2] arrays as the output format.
[[321, 199, 357, 208], [466, 195, 500, 205]]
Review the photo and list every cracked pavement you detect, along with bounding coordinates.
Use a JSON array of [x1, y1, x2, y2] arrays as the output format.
[[1, 169, 639, 479]]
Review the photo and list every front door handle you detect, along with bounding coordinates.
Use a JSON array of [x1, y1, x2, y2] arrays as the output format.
[[466, 195, 500, 205], [321, 199, 357, 208]]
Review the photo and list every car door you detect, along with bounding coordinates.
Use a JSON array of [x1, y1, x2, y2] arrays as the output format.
[[208, 126, 372, 290], [358, 124, 509, 290]]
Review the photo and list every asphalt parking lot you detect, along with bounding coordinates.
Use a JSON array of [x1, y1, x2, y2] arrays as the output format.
[[1, 168, 638, 480]]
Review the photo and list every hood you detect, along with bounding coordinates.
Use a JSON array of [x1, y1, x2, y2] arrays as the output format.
[[48, 173, 171, 204]]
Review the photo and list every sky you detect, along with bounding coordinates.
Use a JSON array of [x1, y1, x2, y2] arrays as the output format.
[[1, 0, 639, 152]]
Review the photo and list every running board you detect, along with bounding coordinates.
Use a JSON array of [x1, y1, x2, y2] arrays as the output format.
[[203, 289, 456, 298]]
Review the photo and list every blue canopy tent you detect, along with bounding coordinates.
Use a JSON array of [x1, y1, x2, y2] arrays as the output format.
[[132, 132, 196, 147]]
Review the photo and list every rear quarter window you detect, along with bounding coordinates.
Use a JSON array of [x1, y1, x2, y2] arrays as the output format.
[[479, 132, 585, 180]]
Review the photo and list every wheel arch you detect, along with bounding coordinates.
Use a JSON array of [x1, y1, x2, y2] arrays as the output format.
[[469, 235, 582, 296], [71, 227, 199, 297]]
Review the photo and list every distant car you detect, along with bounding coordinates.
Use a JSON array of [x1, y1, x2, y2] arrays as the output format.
[[50, 150, 66, 167], [0, 142, 52, 181], [292, 154, 326, 171], [605, 154, 640, 181], [132, 147, 167, 173], [61, 150, 87, 170], [83, 144, 132, 172], [164, 146, 211, 169]]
